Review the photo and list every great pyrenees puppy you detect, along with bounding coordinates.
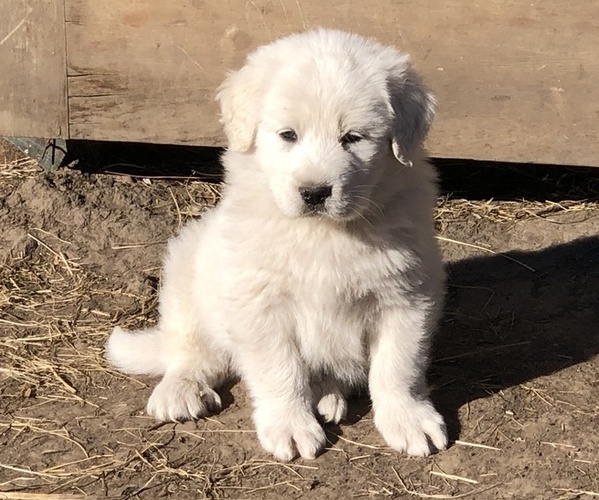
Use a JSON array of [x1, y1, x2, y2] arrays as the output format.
[[106, 29, 447, 461]]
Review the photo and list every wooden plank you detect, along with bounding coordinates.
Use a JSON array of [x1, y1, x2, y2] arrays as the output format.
[[65, 0, 599, 166], [0, 0, 68, 138]]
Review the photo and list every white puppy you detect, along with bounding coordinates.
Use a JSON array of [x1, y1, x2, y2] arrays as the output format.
[[106, 29, 447, 461]]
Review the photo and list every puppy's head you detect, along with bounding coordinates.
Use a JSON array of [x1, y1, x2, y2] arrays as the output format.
[[217, 29, 435, 220]]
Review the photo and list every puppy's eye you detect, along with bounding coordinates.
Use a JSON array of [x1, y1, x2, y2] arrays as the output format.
[[278, 129, 298, 143], [340, 132, 364, 147]]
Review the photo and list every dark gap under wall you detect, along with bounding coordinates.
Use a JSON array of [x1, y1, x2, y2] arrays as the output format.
[[62, 140, 599, 203]]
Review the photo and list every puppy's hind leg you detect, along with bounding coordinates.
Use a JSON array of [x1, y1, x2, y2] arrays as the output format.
[[107, 219, 229, 422], [106, 322, 227, 422], [145, 326, 228, 422]]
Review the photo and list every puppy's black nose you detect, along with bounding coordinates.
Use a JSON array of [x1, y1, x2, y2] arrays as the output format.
[[299, 185, 332, 208]]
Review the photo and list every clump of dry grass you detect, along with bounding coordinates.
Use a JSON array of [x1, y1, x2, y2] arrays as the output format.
[[138, 178, 222, 228], [0, 251, 155, 405], [435, 196, 599, 226], [0, 156, 40, 181]]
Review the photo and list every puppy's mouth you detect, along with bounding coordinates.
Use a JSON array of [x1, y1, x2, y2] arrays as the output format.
[[301, 203, 328, 217], [299, 198, 361, 222]]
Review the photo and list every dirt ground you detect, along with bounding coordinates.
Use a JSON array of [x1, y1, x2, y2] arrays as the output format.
[[1, 138, 598, 499]]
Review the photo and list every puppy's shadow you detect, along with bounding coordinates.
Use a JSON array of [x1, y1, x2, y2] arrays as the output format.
[[430, 236, 599, 442]]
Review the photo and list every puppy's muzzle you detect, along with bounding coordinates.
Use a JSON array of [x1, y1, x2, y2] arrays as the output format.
[[299, 185, 332, 212]]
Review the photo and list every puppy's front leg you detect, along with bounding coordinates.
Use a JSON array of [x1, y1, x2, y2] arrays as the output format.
[[370, 305, 447, 456], [235, 319, 326, 461]]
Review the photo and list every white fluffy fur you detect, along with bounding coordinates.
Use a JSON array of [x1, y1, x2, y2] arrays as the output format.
[[106, 29, 447, 461]]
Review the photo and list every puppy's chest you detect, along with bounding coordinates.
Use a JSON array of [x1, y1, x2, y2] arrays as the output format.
[[287, 238, 403, 301], [294, 293, 370, 375], [290, 262, 378, 346], [228, 220, 410, 305]]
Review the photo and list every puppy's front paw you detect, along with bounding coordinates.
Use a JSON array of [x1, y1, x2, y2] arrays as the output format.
[[147, 376, 221, 422], [375, 399, 447, 457], [254, 408, 326, 461]]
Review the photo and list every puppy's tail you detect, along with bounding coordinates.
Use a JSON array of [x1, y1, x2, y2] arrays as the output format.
[[105, 326, 165, 376]]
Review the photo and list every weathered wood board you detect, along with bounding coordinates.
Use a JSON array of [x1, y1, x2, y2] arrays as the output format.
[[0, 0, 68, 138], [2, 1, 599, 166], [64, 0, 599, 166]]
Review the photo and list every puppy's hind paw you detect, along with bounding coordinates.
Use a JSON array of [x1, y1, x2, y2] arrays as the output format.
[[316, 392, 347, 424], [312, 378, 347, 424], [147, 375, 221, 422]]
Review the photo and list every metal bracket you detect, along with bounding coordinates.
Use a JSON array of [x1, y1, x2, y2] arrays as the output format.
[[5, 137, 68, 171]]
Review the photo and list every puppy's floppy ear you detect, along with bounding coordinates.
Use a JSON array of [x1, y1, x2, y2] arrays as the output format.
[[216, 63, 263, 152], [387, 61, 436, 166]]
